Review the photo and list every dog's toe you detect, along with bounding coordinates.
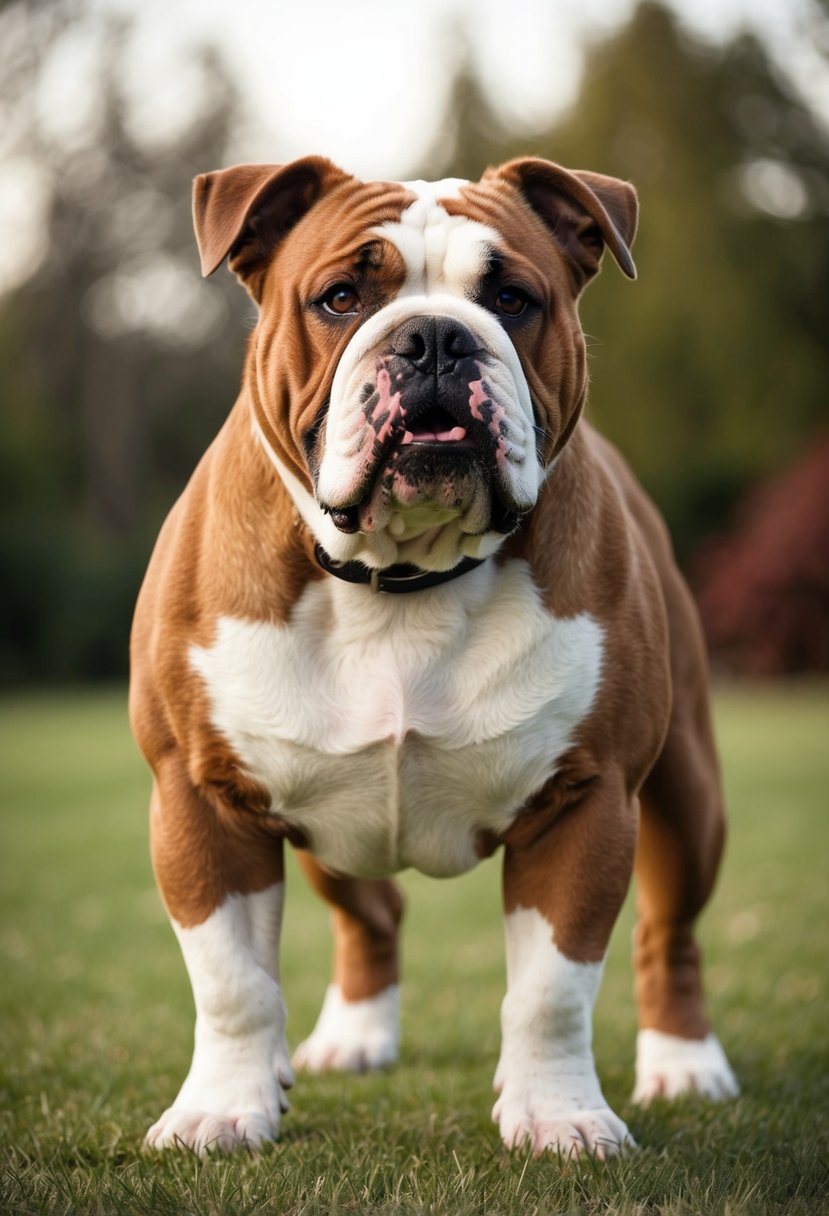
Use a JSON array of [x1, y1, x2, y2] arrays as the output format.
[[145, 1106, 281, 1155]]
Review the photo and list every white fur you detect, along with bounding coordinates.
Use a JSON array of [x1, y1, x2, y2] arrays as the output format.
[[190, 559, 604, 880], [292, 984, 399, 1074], [399, 177, 467, 203], [145, 885, 294, 1154], [493, 906, 634, 1159], [633, 1029, 739, 1103], [300, 182, 545, 570], [379, 179, 494, 298], [254, 414, 508, 573], [316, 291, 543, 537]]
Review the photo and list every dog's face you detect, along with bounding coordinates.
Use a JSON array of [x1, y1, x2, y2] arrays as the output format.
[[193, 157, 637, 569]]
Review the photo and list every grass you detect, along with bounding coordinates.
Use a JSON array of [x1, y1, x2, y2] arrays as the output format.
[[1, 682, 828, 1214]]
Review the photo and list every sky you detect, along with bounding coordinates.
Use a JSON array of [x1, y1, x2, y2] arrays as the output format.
[[67, 0, 829, 175], [1, 0, 827, 295]]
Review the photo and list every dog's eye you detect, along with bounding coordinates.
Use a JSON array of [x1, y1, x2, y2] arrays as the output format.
[[494, 288, 530, 318], [321, 284, 361, 315]]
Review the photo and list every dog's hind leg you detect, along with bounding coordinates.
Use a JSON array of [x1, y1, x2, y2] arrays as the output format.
[[632, 578, 739, 1103], [292, 853, 404, 1073]]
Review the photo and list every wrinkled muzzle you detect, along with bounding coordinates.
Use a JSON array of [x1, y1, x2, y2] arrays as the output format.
[[314, 294, 543, 539]]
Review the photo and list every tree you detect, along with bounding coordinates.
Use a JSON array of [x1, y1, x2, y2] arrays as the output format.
[[550, 4, 829, 561], [0, 2, 248, 680], [429, 3, 829, 565]]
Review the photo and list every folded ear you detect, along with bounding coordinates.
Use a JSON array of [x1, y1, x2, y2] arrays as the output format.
[[192, 155, 349, 298], [487, 157, 638, 288]]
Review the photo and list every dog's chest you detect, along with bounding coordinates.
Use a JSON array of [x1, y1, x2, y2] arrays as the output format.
[[191, 561, 603, 878]]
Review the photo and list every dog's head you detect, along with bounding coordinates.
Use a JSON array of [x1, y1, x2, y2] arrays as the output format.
[[194, 156, 637, 571]]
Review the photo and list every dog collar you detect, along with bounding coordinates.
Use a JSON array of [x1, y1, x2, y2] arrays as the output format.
[[314, 544, 486, 594]]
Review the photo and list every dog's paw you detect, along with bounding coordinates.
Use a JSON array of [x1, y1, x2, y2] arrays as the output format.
[[492, 1056, 634, 1160], [633, 1029, 739, 1103], [292, 983, 399, 1073], [493, 1086, 634, 1159], [145, 1106, 282, 1154], [145, 1034, 294, 1154], [145, 1068, 291, 1154]]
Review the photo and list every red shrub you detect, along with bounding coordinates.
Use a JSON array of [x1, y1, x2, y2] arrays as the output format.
[[693, 436, 829, 675]]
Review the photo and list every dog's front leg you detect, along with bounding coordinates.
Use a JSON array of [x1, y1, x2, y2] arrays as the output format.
[[144, 753, 293, 1154], [493, 769, 637, 1159]]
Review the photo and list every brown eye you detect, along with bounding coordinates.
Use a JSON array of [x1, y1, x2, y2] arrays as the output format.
[[322, 284, 360, 315], [495, 288, 529, 317]]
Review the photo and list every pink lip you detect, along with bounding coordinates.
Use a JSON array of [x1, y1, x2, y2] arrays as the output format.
[[400, 425, 468, 445]]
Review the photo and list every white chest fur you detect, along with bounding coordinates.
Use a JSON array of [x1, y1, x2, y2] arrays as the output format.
[[190, 560, 603, 878]]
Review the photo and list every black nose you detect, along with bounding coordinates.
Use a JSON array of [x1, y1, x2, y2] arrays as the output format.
[[389, 316, 479, 374]]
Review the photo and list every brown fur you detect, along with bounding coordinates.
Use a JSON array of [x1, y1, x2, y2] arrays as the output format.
[[296, 855, 404, 1002], [130, 157, 726, 1049], [497, 424, 723, 1036]]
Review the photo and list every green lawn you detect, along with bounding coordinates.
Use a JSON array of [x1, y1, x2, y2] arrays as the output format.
[[1, 684, 828, 1215]]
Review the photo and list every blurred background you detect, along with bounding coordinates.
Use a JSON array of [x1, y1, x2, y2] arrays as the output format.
[[1, 0, 827, 685]]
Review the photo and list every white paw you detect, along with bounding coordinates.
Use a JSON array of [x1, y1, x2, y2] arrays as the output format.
[[633, 1030, 739, 1103], [145, 1031, 294, 1154], [493, 1089, 634, 1159], [492, 1061, 635, 1159], [292, 983, 399, 1073], [145, 1105, 283, 1154]]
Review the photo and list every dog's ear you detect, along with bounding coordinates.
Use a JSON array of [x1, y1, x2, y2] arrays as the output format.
[[487, 157, 638, 288], [193, 156, 349, 297]]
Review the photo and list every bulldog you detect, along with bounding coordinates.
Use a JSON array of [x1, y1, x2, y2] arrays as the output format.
[[130, 154, 739, 1158]]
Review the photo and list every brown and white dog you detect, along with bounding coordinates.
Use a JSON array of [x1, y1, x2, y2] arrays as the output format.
[[130, 155, 739, 1158]]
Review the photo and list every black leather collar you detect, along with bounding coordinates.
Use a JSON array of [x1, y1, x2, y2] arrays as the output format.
[[314, 543, 486, 594]]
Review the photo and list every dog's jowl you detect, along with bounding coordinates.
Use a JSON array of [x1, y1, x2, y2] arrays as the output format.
[[130, 156, 739, 1157]]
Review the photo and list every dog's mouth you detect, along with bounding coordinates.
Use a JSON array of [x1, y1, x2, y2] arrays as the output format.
[[399, 405, 474, 449], [319, 397, 509, 539], [314, 334, 535, 541]]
